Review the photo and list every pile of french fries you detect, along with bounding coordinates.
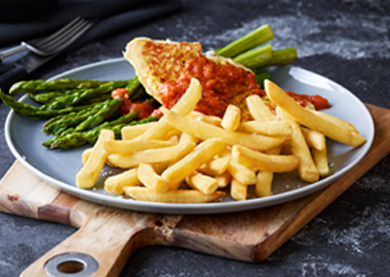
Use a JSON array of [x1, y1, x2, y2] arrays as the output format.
[[75, 78, 366, 203]]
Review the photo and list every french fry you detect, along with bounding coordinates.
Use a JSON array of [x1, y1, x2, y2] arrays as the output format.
[[76, 129, 114, 189], [124, 187, 225, 203], [162, 138, 227, 186], [163, 109, 286, 151], [104, 168, 140, 195], [121, 121, 158, 140], [185, 172, 218, 194], [300, 127, 326, 151], [198, 156, 231, 176], [265, 80, 366, 147], [227, 159, 257, 185], [107, 139, 196, 168], [138, 163, 170, 193], [277, 107, 319, 183], [246, 94, 275, 122], [104, 139, 176, 155], [237, 120, 292, 136], [232, 145, 300, 172], [256, 146, 282, 197], [256, 171, 274, 197], [214, 171, 232, 188], [230, 179, 247, 201], [81, 148, 93, 164], [166, 133, 200, 167], [312, 147, 329, 177], [135, 78, 202, 140], [187, 111, 222, 126], [314, 110, 358, 133], [221, 104, 241, 132]]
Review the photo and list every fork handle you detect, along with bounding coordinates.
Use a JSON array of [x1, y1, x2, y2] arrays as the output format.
[[0, 64, 28, 93], [0, 44, 27, 62]]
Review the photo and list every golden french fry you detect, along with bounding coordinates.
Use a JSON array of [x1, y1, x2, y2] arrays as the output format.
[[81, 148, 93, 164], [312, 147, 329, 177], [214, 171, 231, 188], [221, 104, 241, 132], [104, 139, 176, 155], [277, 107, 319, 183], [104, 168, 140, 195], [230, 179, 247, 201], [162, 138, 227, 186], [198, 156, 231, 176], [166, 133, 200, 168], [138, 163, 170, 193], [265, 80, 366, 147], [246, 94, 275, 122], [187, 111, 222, 126], [124, 187, 225, 203], [121, 121, 158, 140], [256, 171, 273, 197], [185, 172, 218, 194], [163, 109, 286, 151], [232, 145, 300, 172], [216, 146, 232, 158], [76, 129, 114, 189], [107, 139, 196, 168], [227, 159, 257, 185], [300, 127, 326, 151], [315, 110, 358, 133], [255, 146, 281, 197], [136, 78, 202, 140], [238, 120, 292, 136]]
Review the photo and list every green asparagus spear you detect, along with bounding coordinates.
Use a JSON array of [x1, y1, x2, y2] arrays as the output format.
[[81, 93, 112, 105], [38, 80, 129, 110], [0, 90, 39, 116], [215, 25, 275, 58], [43, 103, 105, 135], [125, 76, 141, 93], [9, 79, 126, 94], [255, 71, 272, 88], [73, 98, 123, 132], [29, 92, 64, 104], [259, 47, 298, 68], [233, 44, 273, 69], [44, 115, 157, 149]]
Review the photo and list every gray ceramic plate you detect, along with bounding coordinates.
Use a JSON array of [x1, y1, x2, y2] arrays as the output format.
[[5, 58, 375, 214]]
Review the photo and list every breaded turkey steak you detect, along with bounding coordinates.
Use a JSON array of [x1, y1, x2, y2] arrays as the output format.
[[124, 37, 265, 118]]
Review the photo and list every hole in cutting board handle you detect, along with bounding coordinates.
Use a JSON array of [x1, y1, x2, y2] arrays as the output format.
[[44, 253, 99, 277]]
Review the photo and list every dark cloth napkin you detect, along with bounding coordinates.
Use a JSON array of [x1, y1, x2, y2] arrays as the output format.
[[0, 0, 182, 48]]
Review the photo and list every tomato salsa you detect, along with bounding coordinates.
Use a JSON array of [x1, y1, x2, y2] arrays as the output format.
[[112, 88, 155, 120], [157, 56, 264, 117]]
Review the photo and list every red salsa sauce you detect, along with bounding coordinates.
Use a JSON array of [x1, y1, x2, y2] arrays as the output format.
[[286, 90, 330, 110], [112, 88, 156, 120], [157, 56, 264, 118]]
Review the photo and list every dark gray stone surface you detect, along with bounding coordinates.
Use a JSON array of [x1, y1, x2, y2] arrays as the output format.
[[1, 0, 390, 276]]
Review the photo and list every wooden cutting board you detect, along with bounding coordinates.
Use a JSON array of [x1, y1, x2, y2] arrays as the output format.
[[1, 103, 390, 277]]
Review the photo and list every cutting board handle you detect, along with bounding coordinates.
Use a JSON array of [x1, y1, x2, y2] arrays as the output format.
[[21, 202, 163, 277]]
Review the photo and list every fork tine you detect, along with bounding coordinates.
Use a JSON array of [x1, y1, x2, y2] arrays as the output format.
[[34, 17, 82, 47], [38, 21, 93, 55], [37, 19, 88, 52]]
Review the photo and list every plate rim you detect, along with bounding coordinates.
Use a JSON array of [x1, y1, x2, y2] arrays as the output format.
[[4, 58, 375, 214]]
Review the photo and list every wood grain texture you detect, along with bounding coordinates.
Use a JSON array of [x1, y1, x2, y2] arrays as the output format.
[[0, 104, 388, 276]]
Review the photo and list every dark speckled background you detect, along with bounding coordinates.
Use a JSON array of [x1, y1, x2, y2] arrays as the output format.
[[1, 0, 390, 276]]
